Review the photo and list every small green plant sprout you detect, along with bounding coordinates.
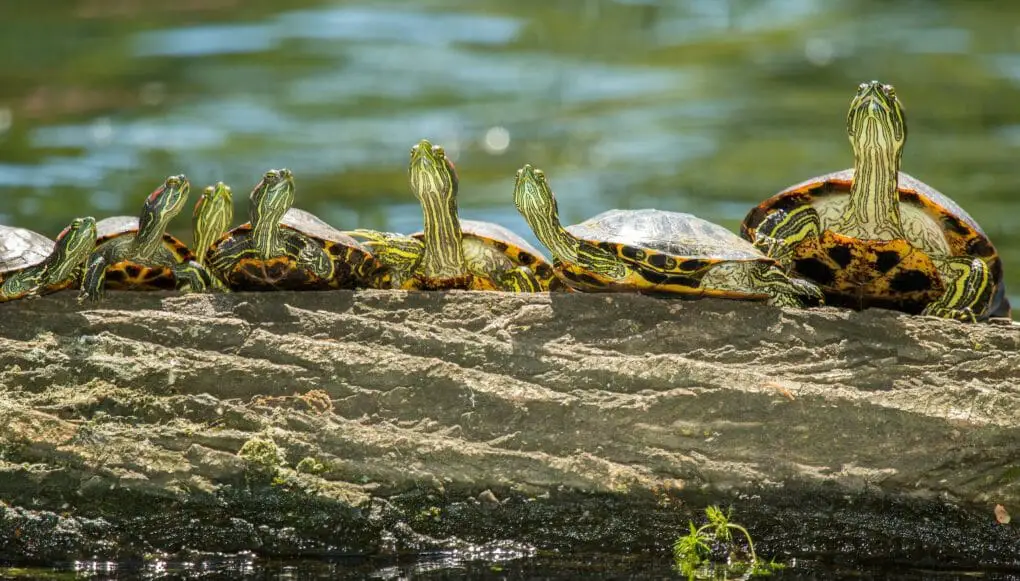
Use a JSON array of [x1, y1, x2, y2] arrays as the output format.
[[672, 505, 785, 579], [237, 437, 285, 481], [295, 456, 325, 475]]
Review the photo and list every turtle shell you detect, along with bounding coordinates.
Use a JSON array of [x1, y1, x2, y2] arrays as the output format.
[[0, 226, 57, 300], [0, 225, 54, 274], [93, 216, 198, 290], [561, 209, 777, 296], [208, 208, 390, 291], [410, 218, 567, 291], [741, 169, 1010, 318]]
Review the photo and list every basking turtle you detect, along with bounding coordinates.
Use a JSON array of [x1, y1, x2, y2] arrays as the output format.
[[192, 181, 234, 289], [347, 139, 562, 292], [0, 217, 97, 302], [741, 80, 1010, 322], [513, 164, 823, 306], [206, 168, 391, 291], [78, 175, 215, 304], [193, 181, 233, 266]]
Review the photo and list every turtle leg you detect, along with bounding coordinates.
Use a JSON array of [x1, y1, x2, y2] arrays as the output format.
[[78, 253, 110, 304], [0, 267, 42, 302], [921, 256, 993, 322], [170, 260, 215, 294], [493, 266, 543, 293], [751, 207, 821, 267], [345, 229, 423, 289], [698, 261, 824, 308]]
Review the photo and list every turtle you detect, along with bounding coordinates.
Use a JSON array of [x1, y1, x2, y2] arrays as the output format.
[[78, 174, 216, 304], [740, 80, 1010, 322], [193, 181, 234, 267], [0, 217, 97, 302], [512, 163, 824, 306], [346, 139, 565, 292], [192, 181, 234, 290], [205, 168, 391, 291]]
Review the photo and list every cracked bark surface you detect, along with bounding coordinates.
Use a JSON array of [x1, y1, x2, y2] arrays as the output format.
[[0, 290, 1018, 569]]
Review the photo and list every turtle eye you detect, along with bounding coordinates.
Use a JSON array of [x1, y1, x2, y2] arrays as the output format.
[[858, 82, 868, 91], [265, 170, 278, 180], [433, 145, 445, 159], [534, 169, 545, 181], [883, 84, 896, 99]]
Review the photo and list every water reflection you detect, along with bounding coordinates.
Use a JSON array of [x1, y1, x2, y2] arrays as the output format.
[[1, 0, 1018, 308]]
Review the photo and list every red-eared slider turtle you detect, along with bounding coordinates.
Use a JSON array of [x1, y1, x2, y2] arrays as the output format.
[[513, 164, 823, 305], [78, 175, 215, 304], [192, 181, 234, 289], [193, 181, 233, 266], [348, 139, 563, 292], [741, 80, 1010, 322], [206, 168, 390, 291], [0, 217, 97, 302]]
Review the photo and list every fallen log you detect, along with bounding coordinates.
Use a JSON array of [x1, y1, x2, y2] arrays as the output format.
[[0, 290, 1018, 570]]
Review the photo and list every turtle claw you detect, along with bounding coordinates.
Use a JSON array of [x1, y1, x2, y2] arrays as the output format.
[[921, 304, 977, 324]]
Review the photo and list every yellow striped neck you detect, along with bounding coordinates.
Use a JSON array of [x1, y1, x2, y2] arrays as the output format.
[[843, 144, 904, 239], [523, 200, 581, 265], [420, 193, 466, 277], [251, 210, 284, 259]]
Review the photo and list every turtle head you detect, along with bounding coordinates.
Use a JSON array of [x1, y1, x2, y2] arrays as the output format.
[[513, 164, 560, 227], [192, 182, 234, 259], [846, 80, 906, 157], [194, 182, 233, 223], [249, 169, 295, 228], [41, 216, 97, 285], [409, 139, 458, 206], [137, 174, 190, 246]]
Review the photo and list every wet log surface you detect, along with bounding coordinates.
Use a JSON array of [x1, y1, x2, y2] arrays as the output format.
[[0, 290, 1018, 569]]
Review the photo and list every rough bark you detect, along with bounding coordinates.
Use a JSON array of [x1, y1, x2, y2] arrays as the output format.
[[0, 290, 1018, 569]]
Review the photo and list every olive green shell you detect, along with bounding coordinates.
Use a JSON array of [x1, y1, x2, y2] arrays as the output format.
[[209, 208, 390, 291], [741, 169, 1010, 318], [557, 209, 779, 294], [571, 209, 774, 263]]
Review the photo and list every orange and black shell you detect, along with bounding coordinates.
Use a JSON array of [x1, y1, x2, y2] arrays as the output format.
[[410, 219, 569, 292], [741, 169, 1009, 318], [207, 211, 390, 292], [94, 216, 197, 291]]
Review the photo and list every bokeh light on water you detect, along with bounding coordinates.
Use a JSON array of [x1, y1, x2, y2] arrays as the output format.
[[1, 0, 1019, 307]]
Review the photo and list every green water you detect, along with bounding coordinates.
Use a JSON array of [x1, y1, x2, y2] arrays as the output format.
[[2, 0, 1019, 310]]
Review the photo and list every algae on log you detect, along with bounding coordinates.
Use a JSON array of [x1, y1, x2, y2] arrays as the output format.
[[0, 290, 1018, 568]]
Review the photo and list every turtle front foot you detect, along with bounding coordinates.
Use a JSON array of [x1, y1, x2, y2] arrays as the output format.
[[76, 290, 100, 305], [921, 304, 977, 323]]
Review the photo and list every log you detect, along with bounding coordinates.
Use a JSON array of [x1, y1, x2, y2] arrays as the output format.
[[0, 290, 1018, 570]]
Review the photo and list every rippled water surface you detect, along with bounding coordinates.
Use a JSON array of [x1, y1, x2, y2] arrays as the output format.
[[3, 0, 1020, 309]]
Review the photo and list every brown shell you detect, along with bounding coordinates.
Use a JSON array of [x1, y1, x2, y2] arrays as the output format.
[[208, 208, 390, 291], [741, 169, 1009, 318]]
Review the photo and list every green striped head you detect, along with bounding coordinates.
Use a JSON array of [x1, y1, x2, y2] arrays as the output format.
[[137, 174, 190, 246], [249, 169, 294, 228], [513, 163, 558, 228], [45, 216, 98, 282], [846, 80, 906, 158], [408, 139, 458, 206], [193, 181, 234, 260]]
